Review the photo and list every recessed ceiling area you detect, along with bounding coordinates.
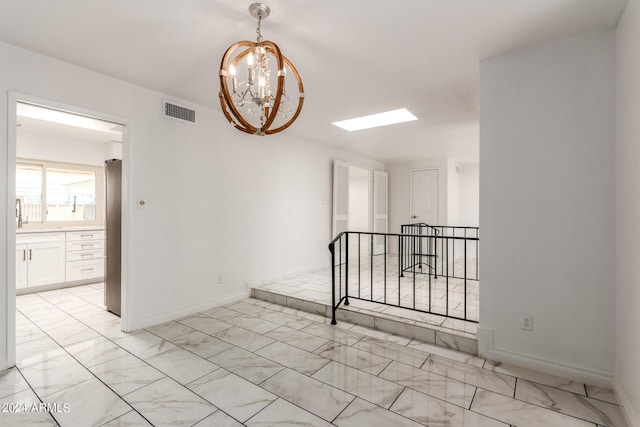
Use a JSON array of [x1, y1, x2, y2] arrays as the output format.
[[17, 103, 123, 144], [0, 0, 628, 163]]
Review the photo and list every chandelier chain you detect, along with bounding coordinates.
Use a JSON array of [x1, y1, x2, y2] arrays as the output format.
[[256, 15, 263, 43]]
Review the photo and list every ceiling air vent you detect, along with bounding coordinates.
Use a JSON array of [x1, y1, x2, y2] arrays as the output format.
[[163, 99, 196, 124]]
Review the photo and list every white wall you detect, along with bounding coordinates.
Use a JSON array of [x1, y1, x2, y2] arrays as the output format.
[[387, 158, 448, 233], [0, 41, 383, 369], [17, 129, 108, 166], [447, 159, 460, 225], [479, 30, 616, 385], [348, 166, 370, 232], [615, 0, 640, 423], [458, 163, 479, 227]]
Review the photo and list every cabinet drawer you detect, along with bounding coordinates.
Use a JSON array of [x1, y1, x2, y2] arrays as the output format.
[[66, 230, 105, 241], [66, 249, 104, 262], [17, 232, 65, 245], [66, 259, 105, 281], [66, 240, 105, 252]]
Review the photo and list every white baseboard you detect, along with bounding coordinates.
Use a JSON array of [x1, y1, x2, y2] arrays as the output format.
[[126, 290, 249, 331], [477, 327, 613, 387], [614, 376, 640, 427]]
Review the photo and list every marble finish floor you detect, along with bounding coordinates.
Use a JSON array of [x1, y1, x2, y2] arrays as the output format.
[[252, 258, 479, 336], [2, 283, 628, 426]]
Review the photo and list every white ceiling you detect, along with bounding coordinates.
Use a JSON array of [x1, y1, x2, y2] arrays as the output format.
[[0, 0, 628, 163]]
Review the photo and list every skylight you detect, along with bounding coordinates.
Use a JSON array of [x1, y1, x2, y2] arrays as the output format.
[[332, 108, 418, 132]]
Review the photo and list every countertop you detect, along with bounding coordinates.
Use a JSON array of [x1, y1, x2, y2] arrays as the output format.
[[16, 226, 105, 234]]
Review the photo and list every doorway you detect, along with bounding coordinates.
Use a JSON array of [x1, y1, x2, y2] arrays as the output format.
[[7, 93, 129, 367], [410, 169, 439, 225], [348, 165, 370, 232]]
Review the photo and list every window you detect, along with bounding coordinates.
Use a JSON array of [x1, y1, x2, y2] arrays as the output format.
[[16, 160, 104, 227]]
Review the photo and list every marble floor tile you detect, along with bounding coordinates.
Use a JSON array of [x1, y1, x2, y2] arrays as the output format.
[[114, 330, 176, 359], [208, 346, 284, 384], [101, 410, 153, 426], [312, 361, 404, 408], [224, 301, 273, 316], [210, 326, 275, 352], [300, 323, 365, 346], [177, 315, 232, 335], [384, 358, 478, 406], [484, 359, 586, 395], [258, 311, 314, 330], [264, 325, 329, 352], [89, 353, 165, 395], [200, 306, 243, 322], [314, 341, 392, 375], [408, 340, 485, 367], [422, 354, 515, 396], [260, 368, 355, 422], [46, 321, 101, 347], [145, 321, 195, 340], [349, 324, 412, 346], [188, 369, 276, 423], [225, 315, 281, 335], [126, 377, 216, 426], [145, 347, 219, 384], [354, 336, 429, 367], [585, 384, 618, 405], [192, 410, 244, 426], [0, 388, 58, 427], [43, 377, 130, 427], [0, 367, 29, 399], [335, 397, 423, 427], [256, 341, 330, 375], [515, 379, 628, 426], [15, 335, 66, 368], [169, 330, 234, 358], [246, 397, 333, 427], [471, 388, 595, 427], [390, 387, 506, 426], [64, 336, 129, 368], [19, 353, 93, 397]]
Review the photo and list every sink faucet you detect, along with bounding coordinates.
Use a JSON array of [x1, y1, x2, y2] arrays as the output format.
[[16, 198, 22, 229]]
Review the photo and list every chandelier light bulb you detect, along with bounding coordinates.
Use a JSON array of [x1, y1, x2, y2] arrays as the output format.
[[218, 2, 304, 136]]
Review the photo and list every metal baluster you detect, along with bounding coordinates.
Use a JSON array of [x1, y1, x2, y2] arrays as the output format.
[[345, 233, 349, 306]]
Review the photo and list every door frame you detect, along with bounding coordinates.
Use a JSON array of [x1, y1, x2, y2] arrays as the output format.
[[5, 92, 132, 367], [409, 168, 439, 225]]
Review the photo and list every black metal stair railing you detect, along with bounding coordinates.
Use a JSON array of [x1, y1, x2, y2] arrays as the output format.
[[329, 225, 479, 326]]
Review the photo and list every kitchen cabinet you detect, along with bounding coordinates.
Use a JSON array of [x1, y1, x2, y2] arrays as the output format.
[[65, 230, 105, 282], [16, 232, 66, 288]]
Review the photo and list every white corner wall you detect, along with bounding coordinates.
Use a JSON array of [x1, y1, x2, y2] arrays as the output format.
[[479, 30, 616, 384], [0, 41, 383, 369], [615, 0, 640, 423]]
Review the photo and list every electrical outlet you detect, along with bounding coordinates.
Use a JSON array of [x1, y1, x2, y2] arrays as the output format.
[[217, 274, 223, 285], [521, 314, 533, 331]]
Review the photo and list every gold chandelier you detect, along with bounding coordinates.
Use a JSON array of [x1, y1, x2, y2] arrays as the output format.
[[218, 3, 304, 136]]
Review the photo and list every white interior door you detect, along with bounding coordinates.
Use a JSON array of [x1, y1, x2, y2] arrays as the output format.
[[332, 160, 349, 238], [373, 170, 388, 254], [410, 169, 439, 225]]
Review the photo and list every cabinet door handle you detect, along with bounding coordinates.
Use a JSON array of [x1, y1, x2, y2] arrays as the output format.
[[22, 249, 26, 261], [81, 234, 93, 239], [81, 244, 94, 248], [81, 268, 94, 273], [29, 249, 32, 260]]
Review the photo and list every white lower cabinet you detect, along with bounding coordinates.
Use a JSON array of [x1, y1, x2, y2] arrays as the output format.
[[65, 230, 105, 283], [16, 233, 66, 289]]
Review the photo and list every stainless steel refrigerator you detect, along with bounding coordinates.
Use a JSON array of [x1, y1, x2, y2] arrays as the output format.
[[105, 159, 122, 316]]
